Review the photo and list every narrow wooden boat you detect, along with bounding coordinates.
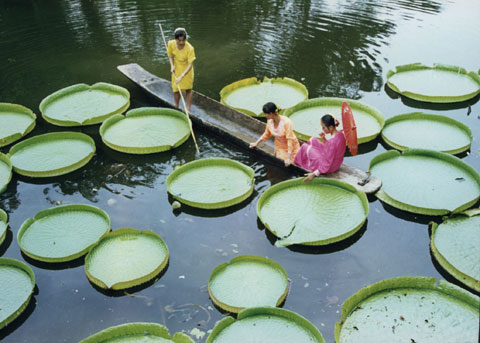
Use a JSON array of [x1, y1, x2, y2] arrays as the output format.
[[117, 63, 381, 194]]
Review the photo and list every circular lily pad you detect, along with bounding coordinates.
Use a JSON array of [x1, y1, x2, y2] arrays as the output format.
[[85, 228, 169, 290], [431, 209, 480, 292], [335, 276, 480, 343], [8, 131, 95, 177], [0, 103, 36, 147], [220, 77, 308, 117], [0, 153, 12, 194], [370, 149, 480, 215], [167, 158, 255, 209], [79, 322, 195, 343], [257, 178, 369, 247], [17, 204, 111, 263], [382, 113, 472, 154], [386, 63, 480, 103], [100, 107, 191, 154], [39, 82, 130, 126], [0, 209, 8, 246], [283, 98, 384, 143], [0, 258, 35, 329], [208, 255, 289, 313], [206, 307, 325, 343]]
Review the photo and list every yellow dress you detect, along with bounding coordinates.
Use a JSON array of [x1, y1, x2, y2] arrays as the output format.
[[167, 40, 196, 92]]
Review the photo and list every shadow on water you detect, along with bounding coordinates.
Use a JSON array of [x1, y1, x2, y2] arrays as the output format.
[[0, 230, 12, 255], [380, 202, 440, 225], [21, 252, 85, 270], [0, 295, 37, 341]]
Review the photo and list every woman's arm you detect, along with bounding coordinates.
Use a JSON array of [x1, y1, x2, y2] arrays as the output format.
[[250, 125, 271, 149]]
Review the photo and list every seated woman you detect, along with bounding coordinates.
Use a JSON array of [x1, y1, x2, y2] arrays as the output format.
[[250, 102, 300, 166], [294, 114, 346, 182]]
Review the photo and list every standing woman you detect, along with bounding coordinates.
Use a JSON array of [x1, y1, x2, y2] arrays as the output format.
[[168, 27, 196, 112], [250, 102, 300, 166]]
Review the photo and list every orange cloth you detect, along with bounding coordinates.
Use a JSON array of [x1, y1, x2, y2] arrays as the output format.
[[261, 115, 300, 161]]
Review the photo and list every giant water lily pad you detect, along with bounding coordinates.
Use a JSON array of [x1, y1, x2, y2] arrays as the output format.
[[208, 255, 289, 313], [283, 98, 384, 143], [100, 107, 190, 154], [0, 209, 8, 246], [8, 132, 95, 177], [17, 204, 110, 263], [85, 228, 169, 290], [206, 307, 325, 343], [167, 158, 255, 209], [386, 63, 480, 103], [0, 103, 36, 147], [0, 258, 35, 329], [0, 153, 12, 194], [39, 83, 130, 126], [382, 113, 472, 154], [430, 209, 480, 292], [220, 77, 308, 117], [79, 322, 194, 343], [257, 178, 369, 246], [370, 149, 480, 215], [334, 276, 480, 343]]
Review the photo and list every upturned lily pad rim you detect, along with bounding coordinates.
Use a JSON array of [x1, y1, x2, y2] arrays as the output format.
[[99, 107, 191, 154], [257, 177, 369, 246], [381, 112, 473, 154], [166, 158, 255, 209], [79, 322, 195, 343], [369, 149, 480, 215], [0, 257, 36, 330], [8, 131, 96, 178], [283, 97, 385, 143], [430, 209, 480, 292], [0, 102, 36, 147], [219, 76, 309, 117], [208, 255, 290, 313], [334, 276, 480, 341], [206, 306, 325, 343], [17, 204, 111, 263], [0, 153, 12, 194], [386, 63, 480, 103], [1, 209, 8, 246], [39, 82, 130, 126], [84, 228, 170, 290]]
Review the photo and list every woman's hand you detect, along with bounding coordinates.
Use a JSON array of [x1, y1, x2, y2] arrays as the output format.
[[319, 132, 326, 141], [303, 172, 316, 182], [175, 75, 183, 84], [170, 65, 176, 75], [249, 142, 257, 149], [284, 158, 291, 167]]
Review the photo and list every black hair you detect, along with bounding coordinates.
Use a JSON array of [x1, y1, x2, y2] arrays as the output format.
[[321, 114, 338, 127], [174, 29, 187, 40], [262, 102, 279, 115]]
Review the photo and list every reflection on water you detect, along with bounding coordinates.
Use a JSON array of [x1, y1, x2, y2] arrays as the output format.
[[1, 0, 479, 342]]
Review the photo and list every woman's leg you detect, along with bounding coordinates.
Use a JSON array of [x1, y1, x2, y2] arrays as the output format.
[[173, 91, 180, 108], [185, 89, 193, 112]]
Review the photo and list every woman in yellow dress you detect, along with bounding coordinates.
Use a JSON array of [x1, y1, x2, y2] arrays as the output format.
[[249, 102, 300, 166], [167, 28, 196, 112]]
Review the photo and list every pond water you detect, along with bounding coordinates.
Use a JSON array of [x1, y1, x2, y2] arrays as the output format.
[[1, 0, 479, 342]]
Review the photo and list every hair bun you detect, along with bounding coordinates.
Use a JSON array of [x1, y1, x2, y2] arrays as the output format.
[[335, 119, 340, 127]]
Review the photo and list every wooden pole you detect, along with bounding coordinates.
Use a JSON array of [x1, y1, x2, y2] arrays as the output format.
[[158, 23, 200, 154]]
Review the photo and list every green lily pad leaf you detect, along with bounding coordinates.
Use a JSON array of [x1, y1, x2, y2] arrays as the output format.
[[334, 276, 480, 343], [100, 107, 191, 154], [0, 153, 12, 194], [283, 98, 384, 143], [8, 132, 95, 177], [1, 209, 8, 246], [370, 149, 480, 215], [382, 112, 472, 154], [17, 204, 111, 263], [206, 307, 325, 343], [85, 228, 169, 290], [208, 255, 289, 313], [167, 158, 255, 209], [0, 258, 35, 329], [39, 83, 130, 126], [257, 178, 369, 246], [79, 322, 195, 343], [386, 63, 480, 103], [220, 77, 308, 117], [0, 103, 36, 147], [431, 210, 480, 292]]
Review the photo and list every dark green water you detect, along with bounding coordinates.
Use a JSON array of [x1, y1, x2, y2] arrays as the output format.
[[1, 0, 479, 342]]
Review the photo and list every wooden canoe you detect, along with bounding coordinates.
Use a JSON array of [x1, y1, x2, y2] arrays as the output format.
[[117, 63, 381, 194]]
